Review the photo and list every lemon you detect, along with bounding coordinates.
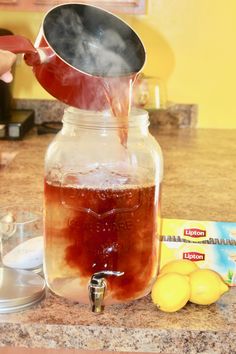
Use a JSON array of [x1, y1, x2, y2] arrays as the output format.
[[189, 269, 229, 305], [151, 273, 191, 312], [160, 259, 199, 276]]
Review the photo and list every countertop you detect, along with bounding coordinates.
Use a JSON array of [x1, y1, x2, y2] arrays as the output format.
[[0, 127, 236, 354]]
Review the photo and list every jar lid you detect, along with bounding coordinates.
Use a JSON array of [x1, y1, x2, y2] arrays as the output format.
[[0, 267, 46, 313]]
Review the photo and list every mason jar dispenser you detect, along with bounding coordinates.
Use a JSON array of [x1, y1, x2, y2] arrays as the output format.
[[44, 107, 163, 312]]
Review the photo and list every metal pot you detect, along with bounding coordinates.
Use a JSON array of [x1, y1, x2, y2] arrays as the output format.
[[0, 3, 146, 111]]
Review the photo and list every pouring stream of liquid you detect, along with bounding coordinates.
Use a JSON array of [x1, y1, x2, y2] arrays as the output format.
[[102, 74, 138, 148]]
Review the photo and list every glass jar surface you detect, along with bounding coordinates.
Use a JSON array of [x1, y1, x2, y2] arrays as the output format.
[[44, 107, 163, 305]]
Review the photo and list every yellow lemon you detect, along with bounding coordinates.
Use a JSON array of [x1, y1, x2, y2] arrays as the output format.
[[151, 273, 191, 312], [189, 269, 229, 305], [160, 259, 199, 276]]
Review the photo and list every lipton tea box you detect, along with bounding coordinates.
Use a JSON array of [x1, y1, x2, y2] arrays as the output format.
[[160, 218, 236, 286]]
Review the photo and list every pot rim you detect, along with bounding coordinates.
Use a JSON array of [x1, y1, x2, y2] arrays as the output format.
[[39, 2, 146, 79]]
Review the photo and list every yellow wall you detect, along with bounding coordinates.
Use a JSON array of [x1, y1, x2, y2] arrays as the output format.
[[1, 0, 236, 128]]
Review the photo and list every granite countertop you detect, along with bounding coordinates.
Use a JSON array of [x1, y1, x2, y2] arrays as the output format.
[[0, 127, 236, 354]]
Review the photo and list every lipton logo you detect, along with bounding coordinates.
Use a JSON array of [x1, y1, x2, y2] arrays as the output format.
[[184, 228, 206, 238], [183, 252, 205, 261]]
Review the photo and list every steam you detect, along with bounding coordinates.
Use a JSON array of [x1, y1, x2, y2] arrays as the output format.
[[44, 6, 141, 77], [43, 5, 143, 146]]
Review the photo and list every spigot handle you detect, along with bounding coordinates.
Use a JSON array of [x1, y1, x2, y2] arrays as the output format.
[[88, 270, 124, 313], [91, 271, 124, 285]]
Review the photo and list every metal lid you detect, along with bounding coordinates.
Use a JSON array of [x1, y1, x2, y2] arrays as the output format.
[[0, 267, 46, 313]]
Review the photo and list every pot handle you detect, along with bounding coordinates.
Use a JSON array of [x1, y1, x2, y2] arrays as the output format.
[[0, 35, 37, 54], [0, 35, 51, 66]]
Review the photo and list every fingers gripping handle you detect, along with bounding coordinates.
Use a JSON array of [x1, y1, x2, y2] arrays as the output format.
[[0, 35, 52, 66]]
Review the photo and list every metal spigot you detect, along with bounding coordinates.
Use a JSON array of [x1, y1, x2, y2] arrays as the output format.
[[88, 270, 124, 313]]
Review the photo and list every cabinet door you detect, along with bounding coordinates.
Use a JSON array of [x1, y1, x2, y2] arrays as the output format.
[[0, 0, 17, 7], [0, 0, 146, 14]]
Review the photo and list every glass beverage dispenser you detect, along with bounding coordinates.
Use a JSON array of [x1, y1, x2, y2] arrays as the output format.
[[44, 107, 163, 312]]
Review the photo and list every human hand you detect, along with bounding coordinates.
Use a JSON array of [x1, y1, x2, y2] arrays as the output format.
[[0, 50, 17, 83]]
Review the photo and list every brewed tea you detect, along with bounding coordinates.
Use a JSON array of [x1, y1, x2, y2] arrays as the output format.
[[44, 181, 159, 303]]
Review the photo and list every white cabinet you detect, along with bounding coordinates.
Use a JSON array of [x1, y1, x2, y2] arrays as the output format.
[[0, 0, 146, 14]]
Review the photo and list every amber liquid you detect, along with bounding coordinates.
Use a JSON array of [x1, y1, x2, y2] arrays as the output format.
[[44, 181, 159, 303], [103, 75, 137, 146]]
